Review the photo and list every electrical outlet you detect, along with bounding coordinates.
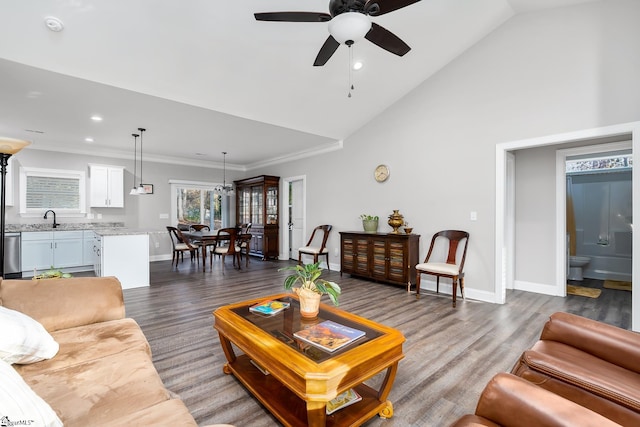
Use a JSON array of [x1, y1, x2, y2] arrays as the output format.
[[86, 213, 94, 219], [334, 248, 339, 257], [159, 213, 169, 219], [154, 242, 160, 248], [97, 213, 103, 219], [470, 211, 477, 221]]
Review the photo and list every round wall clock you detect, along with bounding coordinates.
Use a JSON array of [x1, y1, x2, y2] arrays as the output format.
[[374, 164, 390, 182]]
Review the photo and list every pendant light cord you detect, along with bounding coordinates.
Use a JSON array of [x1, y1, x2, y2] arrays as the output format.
[[131, 133, 139, 191], [138, 128, 145, 188]]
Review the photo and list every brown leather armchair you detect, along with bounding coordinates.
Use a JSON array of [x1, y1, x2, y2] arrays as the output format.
[[511, 312, 640, 426], [450, 373, 621, 427]]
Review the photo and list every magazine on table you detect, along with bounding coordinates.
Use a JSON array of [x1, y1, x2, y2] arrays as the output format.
[[293, 320, 365, 352], [326, 388, 362, 415], [249, 300, 290, 316]]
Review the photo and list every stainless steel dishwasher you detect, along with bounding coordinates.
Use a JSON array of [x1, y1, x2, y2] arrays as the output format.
[[4, 232, 22, 278]]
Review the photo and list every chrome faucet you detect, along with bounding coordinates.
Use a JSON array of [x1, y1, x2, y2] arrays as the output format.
[[44, 210, 58, 229]]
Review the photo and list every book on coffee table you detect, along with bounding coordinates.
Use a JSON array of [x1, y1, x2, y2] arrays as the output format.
[[294, 320, 365, 352], [249, 300, 290, 316], [326, 388, 362, 415]]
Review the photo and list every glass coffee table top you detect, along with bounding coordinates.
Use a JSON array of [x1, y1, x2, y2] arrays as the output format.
[[231, 296, 382, 363]]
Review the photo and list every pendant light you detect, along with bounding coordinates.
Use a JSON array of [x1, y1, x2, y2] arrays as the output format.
[[215, 152, 234, 196], [136, 128, 146, 194], [129, 133, 139, 195]]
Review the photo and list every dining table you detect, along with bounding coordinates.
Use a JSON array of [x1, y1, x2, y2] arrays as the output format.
[[182, 230, 251, 272]]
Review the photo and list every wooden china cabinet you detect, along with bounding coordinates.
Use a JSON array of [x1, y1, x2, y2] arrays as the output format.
[[234, 175, 279, 260]]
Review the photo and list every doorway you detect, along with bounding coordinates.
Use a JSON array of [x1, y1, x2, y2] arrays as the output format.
[[281, 176, 306, 261], [496, 121, 640, 331]]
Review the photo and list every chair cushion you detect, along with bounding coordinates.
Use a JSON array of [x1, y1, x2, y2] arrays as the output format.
[[416, 262, 459, 275], [214, 247, 230, 255], [299, 246, 328, 255], [174, 243, 191, 250]]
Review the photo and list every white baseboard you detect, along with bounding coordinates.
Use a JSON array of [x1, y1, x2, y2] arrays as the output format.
[[416, 280, 498, 304], [513, 280, 560, 296]]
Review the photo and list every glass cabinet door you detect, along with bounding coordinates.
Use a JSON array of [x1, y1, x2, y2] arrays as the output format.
[[251, 186, 263, 225], [238, 188, 250, 224], [266, 185, 278, 225]]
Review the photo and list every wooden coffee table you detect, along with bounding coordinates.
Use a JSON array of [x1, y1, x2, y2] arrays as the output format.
[[213, 293, 405, 427]]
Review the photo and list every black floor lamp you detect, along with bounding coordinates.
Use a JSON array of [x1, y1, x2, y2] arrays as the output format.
[[0, 138, 30, 278]]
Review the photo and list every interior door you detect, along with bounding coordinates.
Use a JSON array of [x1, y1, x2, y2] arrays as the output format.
[[289, 180, 304, 260]]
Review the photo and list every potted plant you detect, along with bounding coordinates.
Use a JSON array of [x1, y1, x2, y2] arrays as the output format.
[[360, 214, 379, 233], [279, 262, 341, 318]]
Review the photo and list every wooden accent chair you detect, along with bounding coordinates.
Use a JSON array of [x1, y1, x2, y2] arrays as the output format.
[[237, 223, 252, 267], [209, 227, 241, 273], [298, 225, 332, 270], [166, 226, 200, 267], [415, 230, 469, 307]]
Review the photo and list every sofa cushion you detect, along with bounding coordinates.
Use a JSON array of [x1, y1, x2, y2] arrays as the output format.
[[0, 359, 63, 427], [0, 277, 125, 332], [21, 346, 172, 427], [524, 340, 640, 411], [15, 318, 150, 378], [0, 305, 59, 364], [109, 398, 199, 426]]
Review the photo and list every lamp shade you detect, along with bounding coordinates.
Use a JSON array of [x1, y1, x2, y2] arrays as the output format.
[[328, 12, 371, 45], [0, 138, 30, 155]]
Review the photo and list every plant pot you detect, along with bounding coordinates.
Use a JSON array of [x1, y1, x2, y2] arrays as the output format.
[[362, 219, 378, 233], [295, 288, 322, 318]]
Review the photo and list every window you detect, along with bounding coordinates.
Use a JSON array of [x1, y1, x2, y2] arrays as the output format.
[[19, 167, 86, 215], [170, 180, 229, 230], [566, 154, 632, 174]]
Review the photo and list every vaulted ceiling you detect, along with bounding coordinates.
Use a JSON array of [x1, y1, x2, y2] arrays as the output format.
[[0, 0, 598, 169]]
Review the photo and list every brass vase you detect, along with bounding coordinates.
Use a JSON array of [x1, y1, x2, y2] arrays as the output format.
[[388, 210, 404, 234]]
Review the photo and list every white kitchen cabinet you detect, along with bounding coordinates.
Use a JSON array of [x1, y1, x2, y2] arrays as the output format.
[[89, 164, 124, 208], [21, 231, 84, 272], [95, 232, 149, 289], [83, 230, 96, 266]]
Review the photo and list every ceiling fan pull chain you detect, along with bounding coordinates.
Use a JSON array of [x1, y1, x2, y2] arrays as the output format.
[[348, 44, 354, 98]]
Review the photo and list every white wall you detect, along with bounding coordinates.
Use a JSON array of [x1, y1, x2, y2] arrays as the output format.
[[253, 0, 640, 300], [7, 1, 640, 302]]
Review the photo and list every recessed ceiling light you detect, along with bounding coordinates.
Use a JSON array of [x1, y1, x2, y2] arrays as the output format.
[[85, 137, 94, 143], [90, 115, 103, 122], [353, 61, 363, 71], [44, 16, 64, 32]]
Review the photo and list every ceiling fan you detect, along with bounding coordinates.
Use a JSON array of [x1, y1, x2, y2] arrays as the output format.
[[254, 0, 422, 66]]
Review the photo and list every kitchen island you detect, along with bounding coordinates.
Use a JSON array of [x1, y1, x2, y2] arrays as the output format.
[[93, 229, 149, 289]]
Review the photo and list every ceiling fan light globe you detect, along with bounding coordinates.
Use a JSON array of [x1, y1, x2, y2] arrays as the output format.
[[328, 12, 371, 45]]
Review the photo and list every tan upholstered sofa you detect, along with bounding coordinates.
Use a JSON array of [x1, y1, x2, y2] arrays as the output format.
[[0, 276, 230, 427]]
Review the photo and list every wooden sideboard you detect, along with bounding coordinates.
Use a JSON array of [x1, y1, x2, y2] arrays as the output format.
[[340, 231, 420, 290]]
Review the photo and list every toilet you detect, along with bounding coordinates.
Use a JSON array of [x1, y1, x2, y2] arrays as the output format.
[[568, 256, 591, 281]]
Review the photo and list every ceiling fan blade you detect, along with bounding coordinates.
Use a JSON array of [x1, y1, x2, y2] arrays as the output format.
[[365, 22, 411, 56], [254, 12, 331, 22], [365, 0, 421, 16], [313, 36, 340, 66]]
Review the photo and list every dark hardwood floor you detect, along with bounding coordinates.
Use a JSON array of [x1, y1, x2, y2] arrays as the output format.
[[122, 259, 632, 426]]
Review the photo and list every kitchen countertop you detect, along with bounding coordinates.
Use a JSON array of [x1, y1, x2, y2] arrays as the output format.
[[6, 222, 125, 232]]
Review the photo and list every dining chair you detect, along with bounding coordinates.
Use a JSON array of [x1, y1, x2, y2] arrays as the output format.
[[238, 223, 252, 267], [166, 226, 200, 267], [415, 230, 469, 307], [209, 227, 241, 273], [188, 224, 211, 248], [298, 225, 332, 270]]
